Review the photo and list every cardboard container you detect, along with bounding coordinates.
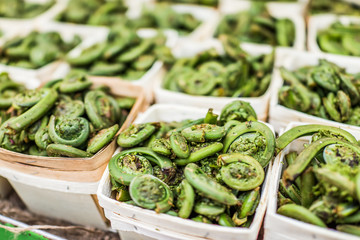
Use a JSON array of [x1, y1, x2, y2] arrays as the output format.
[[264, 122, 360, 240], [269, 48, 360, 132], [0, 177, 11, 199], [0, 77, 148, 228], [154, 39, 274, 121], [308, 14, 360, 55], [0, 77, 146, 172], [127, 2, 220, 41], [97, 104, 274, 240], [0, 0, 60, 22], [0, 21, 103, 83], [55, 29, 178, 103], [0, 68, 43, 198], [216, 0, 306, 50]]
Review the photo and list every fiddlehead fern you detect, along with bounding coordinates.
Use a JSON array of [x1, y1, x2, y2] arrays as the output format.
[[87, 124, 119, 154], [181, 124, 226, 143], [12, 89, 43, 108], [276, 124, 358, 153], [184, 163, 238, 205], [150, 138, 172, 156], [109, 152, 153, 186], [84, 90, 120, 130], [59, 72, 92, 93], [194, 197, 226, 217], [0, 76, 25, 109], [129, 174, 173, 213], [174, 142, 223, 166], [169, 132, 190, 158], [117, 123, 156, 148], [53, 96, 85, 119], [219, 100, 257, 123], [218, 153, 265, 191], [48, 115, 90, 147], [222, 121, 275, 167], [5, 88, 58, 133], [110, 147, 176, 184], [176, 179, 195, 219], [46, 144, 93, 158]]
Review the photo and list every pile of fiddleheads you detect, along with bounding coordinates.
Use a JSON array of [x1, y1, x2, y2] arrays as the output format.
[[0, 0, 55, 18], [0, 31, 81, 69], [67, 26, 174, 80], [109, 100, 275, 227], [126, 3, 201, 36], [214, 2, 295, 47], [276, 124, 360, 237], [163, 35, 274, 97], [317, 22, 360, 57], [309, 0, 360, 16], [56, 0, 128, 26], [0, 72, 135, 157], [278, 59, 360, 126]]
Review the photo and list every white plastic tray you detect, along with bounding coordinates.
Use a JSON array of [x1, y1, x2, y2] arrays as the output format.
[[216, 0, 306, 50], [97, 104, 275, 240], [308, 14, 360, 56], [269, 48, 360, 132], [154, 39, 274, 121], [265, 122, 360, 240]]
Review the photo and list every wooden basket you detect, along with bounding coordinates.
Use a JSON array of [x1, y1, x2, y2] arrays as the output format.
[[0, 76, 148, 174]]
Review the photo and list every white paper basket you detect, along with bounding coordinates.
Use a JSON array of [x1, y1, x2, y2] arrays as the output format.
[[269, 48, 360, 132], [97, 104, 274, 240], [0, 68, 44, 198], [127, 2, 220, 41], [154, 40, 274, 121], [0, 177, 11, 199], [308, 14, 360, 56], [0, 21, 103, 83], [265, 122, 360, 240], [0, 166, 108, 229], [0, 0, 62, 22], [216, 0, 306, 50], [55, 29, 178, 103]]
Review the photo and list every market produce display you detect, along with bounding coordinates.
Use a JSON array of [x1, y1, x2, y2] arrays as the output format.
[[1, 0, 360, 238], [163, 36, 274, 97], [0, 72, 135, 157], [0, 0, 54, 18], [157, 0, 218, 7], [276, 124, 360, 237], [0, 31, 81, 69], [56, 0, 128, 26], [109, 101, 275, 227], [214, 3, 295, 46], [278, 59, 360, 126], [317, 22, 360, 56], [67, 27, 173, 79], [127, 3, 201, 36], [309, 0, 360, 16]]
